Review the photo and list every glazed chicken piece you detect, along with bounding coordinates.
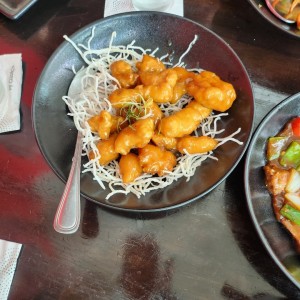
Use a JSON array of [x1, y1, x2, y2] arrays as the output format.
[[138, 144, 177, 176], [147, 101, 164, 124], [136, 54, 166, 73], [135, 55, 178, 103], [187, 70, 236, 112], [171, 67, 195, 104], [177, 135, 218, 154], [171, 82, 188, 104], [88, 110, 124, 139], [135, 69, 178, 103], [151, 133, 177, 150], [173, 66, 194, 81], [114, 118, 155, 155], [108, 88, 142, 109], [138, 65, 193, 104], [138, 70, 162, 86], [138, 68, 175, 86], [159, 100, 212, 138], [119, 153, 142, 183], [110, 60, 139, 88], [89, 133, 119, 165]]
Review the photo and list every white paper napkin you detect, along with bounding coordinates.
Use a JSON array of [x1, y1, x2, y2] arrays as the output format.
[[0, 239, 22, 300], [0, 53, 23, 134], [104, 0, 184, 17]]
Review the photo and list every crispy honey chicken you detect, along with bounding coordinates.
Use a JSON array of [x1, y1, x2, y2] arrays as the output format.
[[86, 54, 238, 185], [135, 69, 178, 103], [89, 133, 119, 165], [177, 135, 218, 154], [136, 54, 166, 73], [187, 71, 236, 112], [138, 144, 177, 176], [151, 133, 177, 151], [159, 101, 212, 138], [114, 118, 155, 155], [110, 60, 139, 88], [119, 153, 142, 183], [88, 110, 124, 139]]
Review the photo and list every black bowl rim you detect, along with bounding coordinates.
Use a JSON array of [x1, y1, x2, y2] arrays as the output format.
[[32, 11, 255, 213]]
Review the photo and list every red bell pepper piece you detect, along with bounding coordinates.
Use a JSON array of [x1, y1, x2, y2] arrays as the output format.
[[291, 117, 300, 137]]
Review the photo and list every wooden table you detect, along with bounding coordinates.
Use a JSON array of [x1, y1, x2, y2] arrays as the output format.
[[0, 0, 299, 299]]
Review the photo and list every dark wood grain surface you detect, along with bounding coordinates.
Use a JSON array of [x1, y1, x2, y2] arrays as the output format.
[[0, 0, 300, 299]]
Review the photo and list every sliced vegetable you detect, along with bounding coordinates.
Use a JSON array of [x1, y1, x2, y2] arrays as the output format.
[[291, 117, 300, 137], [267, 136, 288, 161], [279, 141, 300, 169], [286, 169, 300, 193], [285, 193, 300, 210], [281, 204, 300, 225]]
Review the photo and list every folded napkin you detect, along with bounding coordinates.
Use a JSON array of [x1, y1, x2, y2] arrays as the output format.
[[0, 53, 23, 134], [0, 239, 22, 300], [104, 0, 184, 17]]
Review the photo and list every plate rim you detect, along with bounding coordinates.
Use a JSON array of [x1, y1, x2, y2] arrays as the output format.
[[244, 91, 300, 289]]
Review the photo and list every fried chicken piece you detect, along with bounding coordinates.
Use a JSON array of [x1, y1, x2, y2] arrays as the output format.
[[136, 54, 166, 73], [114, 118, 155, 155], [138, 70, 161, 86], [110, 60, 139, 88], [138, 144, 177, 176], [135, 55, 178, 103], [119, 153, 142, 183], [170, 67, 195, 104], [135, 69, 178, 103], [89, 133, 119, 165], [148, 101, 164, 124], [177, 136, 218, 154], [109, 88, 142, 109], [88, 111, 124, 139], [159, 100, 212, 138], [171, 82, 187, 104], [187, 71, 236, 112], [151, 133, 177, 150], [138, 66, 194, 104]]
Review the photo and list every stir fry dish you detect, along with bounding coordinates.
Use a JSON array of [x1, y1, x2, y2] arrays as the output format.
[[63, 30, 242, 198], [264, 117, 300, 249], [271, 0, 300, 28]]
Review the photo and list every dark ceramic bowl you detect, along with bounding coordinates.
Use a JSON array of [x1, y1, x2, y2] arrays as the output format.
[[245, 93, 300, 289], [248, 0, 300, 38], [33, 11, 254, 212]]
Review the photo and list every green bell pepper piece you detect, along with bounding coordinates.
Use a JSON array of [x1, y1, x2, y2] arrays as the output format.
[[279, 141, 300, 169], [281, 204, 300, 226]]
